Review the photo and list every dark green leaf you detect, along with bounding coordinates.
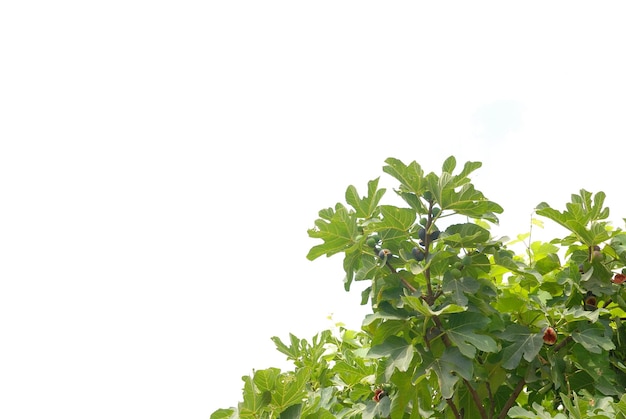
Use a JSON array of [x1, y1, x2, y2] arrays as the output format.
[[442, 275, 480, 306], [500, 324, 543, 369], [571, 324, 615, 354], [279, 403, 302, 419], [367, 336, 415, 374], [419, 347, 473, 399], [445, 312, 497, 358]]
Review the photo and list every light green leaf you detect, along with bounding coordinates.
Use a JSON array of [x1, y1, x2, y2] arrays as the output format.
[[345, 178, 386, 218], [307, 205, 357, 260], [443, 223, 491, 248], [442, 155, 456, 173], [271, 368, 310, 411], [241, 375, 271, 414], [383, 158, 425, 195], [378, 205, 416, 231], [210, 408, 235, 419], [254, 368, 281, 392]]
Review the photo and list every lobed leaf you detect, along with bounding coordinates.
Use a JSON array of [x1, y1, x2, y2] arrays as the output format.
[[499, 324, 543, 369]]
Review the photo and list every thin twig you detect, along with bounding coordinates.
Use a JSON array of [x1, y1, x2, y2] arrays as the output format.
[[384, 260, 416, 293], [463, 378, 487, 419], [498, 378, 526, 419], [446, 398, 462, 419], [552, 335, 572, 353]]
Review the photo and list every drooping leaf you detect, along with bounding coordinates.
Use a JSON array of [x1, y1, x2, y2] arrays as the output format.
[[367, 336, 416, 376], [443, 223, 491, 248], [403, 295, 466, 317], [417, 347, 473, 399]]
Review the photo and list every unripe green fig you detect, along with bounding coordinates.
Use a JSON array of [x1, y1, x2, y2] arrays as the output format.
[[462, 255, 472, 266], [366, 237, 378, 248], [431, 207, 441, 217], [419, 217, 428, 226], [423, 191, 433, 202], [453, 261, 463, 270], [450, 268, 462, 279], [412, 247, 425, 261]]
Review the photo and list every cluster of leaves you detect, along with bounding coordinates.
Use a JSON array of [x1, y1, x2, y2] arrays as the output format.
[[212, 156, 626, 418]]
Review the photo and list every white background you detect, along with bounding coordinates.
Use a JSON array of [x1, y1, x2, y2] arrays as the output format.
[[2, 2, 626, 418]]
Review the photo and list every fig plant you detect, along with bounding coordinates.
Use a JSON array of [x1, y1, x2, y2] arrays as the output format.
[[211, 156, 626, 418]]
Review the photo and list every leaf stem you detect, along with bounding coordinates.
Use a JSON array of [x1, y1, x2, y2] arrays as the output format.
[[384, 260, 416, 293]]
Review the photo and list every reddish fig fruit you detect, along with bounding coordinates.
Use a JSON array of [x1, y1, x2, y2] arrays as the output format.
[[584, 291, 597, 310], [543, 327, 557, 345], [613, 273, 626, 284], [373, 389, 387, 402]]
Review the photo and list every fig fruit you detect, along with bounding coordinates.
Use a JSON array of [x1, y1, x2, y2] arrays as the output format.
[[412, 247, 425, 261], [378, 249, 392, 260], [543, 327, 557, 345]]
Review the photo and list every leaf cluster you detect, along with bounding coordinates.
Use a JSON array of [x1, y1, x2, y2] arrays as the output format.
[[212, 156, 626, 419]]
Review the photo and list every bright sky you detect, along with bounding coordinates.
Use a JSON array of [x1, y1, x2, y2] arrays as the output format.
[[2, 2, 626, 418]]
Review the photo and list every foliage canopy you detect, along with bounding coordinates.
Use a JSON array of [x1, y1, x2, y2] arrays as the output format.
[[212, 156, 626, 419]]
